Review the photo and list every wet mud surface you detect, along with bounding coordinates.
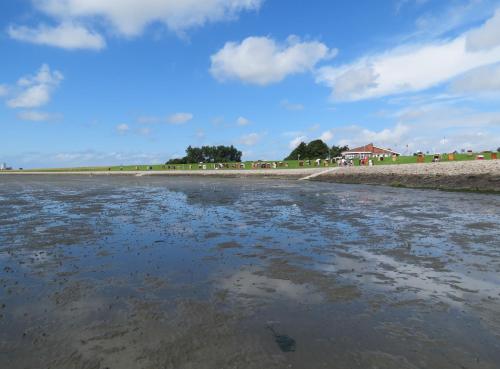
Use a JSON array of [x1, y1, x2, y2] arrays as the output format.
[[1, 175, 500, 369]]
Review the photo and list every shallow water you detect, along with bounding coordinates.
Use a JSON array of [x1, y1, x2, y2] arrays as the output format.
[[1, 175, 499, 369]]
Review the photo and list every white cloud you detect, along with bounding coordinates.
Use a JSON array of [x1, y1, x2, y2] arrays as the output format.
[[17, 110, 61, 122], [25, 0, 262, 38], [9, 150, 167, 168], [280, 99, 304, 111], [210, 35, 335, 85], [317, 11, 500, 101], [167, 112, 193, 124], [6, 64, 63, 109], [451, 63, 500, 93], [8, 22, 105, 50], [236, 116, 250, 126], [411, 1, 496, 40], [116, 123, 130, 134], [329, 66, 379, 100], [289, 135, 307, 149], [319, 130, 334, 143], [328, 103, 500, 154], [239, 132, 261, 146], [466, 8, 500, 51]]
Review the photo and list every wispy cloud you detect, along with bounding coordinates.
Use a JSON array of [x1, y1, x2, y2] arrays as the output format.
[[280, 99, 304, 111], [116, 123, 130, 134], [17, 110, 62, 122], [6, 64, 63, 109], [316, 8, 500, 101], [8, 22, 105, 50], [167, 112, 193, 125], [7, 150, 167, 168], [239, 132, 262, 146], [236, 116, 250, 126]]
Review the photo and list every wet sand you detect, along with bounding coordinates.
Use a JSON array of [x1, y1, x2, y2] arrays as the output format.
[[1, 175, 500, 368]]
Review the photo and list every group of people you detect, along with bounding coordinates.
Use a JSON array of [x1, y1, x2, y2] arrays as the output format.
[[338, 157, 374, 167], [339, 158, 354, 167]]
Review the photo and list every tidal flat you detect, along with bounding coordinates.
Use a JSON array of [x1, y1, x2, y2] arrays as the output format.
[[1, 175, 499, 369]]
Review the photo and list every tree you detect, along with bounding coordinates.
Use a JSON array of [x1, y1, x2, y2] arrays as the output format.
[[167, 145, 242, 164], [330, 145, 349, 158], [497, 147, 500, 152], [306, 139, 330, 159], [285, 142, 308, 160], [284, 139, 333, 160]]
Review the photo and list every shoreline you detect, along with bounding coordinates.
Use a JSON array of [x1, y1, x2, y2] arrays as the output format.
[[0, 167, 325, 179], [1, 161, 499, 193]]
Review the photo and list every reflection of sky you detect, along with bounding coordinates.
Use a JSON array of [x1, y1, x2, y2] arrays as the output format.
[[1, 177, 500, 316], [221, 269, 323, 304], [320, 250, 500, 310]]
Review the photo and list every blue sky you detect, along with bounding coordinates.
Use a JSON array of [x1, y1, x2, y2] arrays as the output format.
[[1, 0, 500, 168]]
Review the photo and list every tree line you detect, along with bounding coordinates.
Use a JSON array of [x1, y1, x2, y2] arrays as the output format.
[[284, 140, 349, 160], [167, 140, 349, 164], [167, 145, 242, 164]]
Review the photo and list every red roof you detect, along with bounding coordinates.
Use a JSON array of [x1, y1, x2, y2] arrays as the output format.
[[343, 143, 399, 155]]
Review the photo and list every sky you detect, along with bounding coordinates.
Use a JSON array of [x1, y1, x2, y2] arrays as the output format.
[[1, 0, 500, 168]]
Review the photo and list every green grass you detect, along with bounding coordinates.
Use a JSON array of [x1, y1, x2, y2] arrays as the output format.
[[13, 152, 498, 172]]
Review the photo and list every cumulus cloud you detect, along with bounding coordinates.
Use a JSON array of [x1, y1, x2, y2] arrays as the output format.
[[12, 0, 262, 49], [167, 112, 193, 124], [451, 63, 500, 93], [7, 64, 63, 109], [210, 35, 335, 85], [236, 116, 250, 126], [239, 132, 261, 146], [466, 9, 500, 52], [317, 11, 500, 101], [116, 123, 130, 134], [8, 22, 105, 50], [17, 110, 62, 122]]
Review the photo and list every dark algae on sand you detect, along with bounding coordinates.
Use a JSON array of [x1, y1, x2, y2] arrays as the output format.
[[267, 324, 297, 352]]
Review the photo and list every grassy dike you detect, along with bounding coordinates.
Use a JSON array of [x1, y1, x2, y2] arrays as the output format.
[[10, 152, 500, 172]]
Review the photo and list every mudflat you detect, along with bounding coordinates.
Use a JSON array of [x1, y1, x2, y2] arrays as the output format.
[[1, 176, 499, 369]]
